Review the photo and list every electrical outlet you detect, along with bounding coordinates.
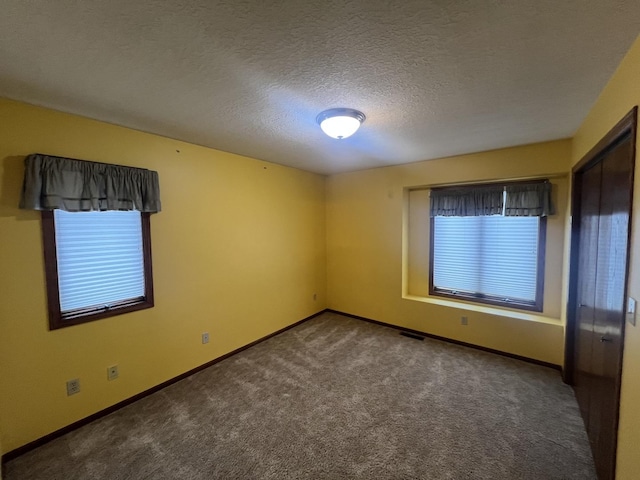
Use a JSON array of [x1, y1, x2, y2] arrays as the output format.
[[107, 365, 119, 381], [66, 378, 80, 396], [202, 332, 210, 344], [461, 316, 468, 326]]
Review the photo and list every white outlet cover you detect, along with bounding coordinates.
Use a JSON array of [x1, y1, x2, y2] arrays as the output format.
[[107, 365, 119, 380], [66, 379, 80, 396]]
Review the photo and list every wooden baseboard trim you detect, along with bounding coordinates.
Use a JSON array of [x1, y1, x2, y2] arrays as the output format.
[[327, 309, 562, 371], [1, 310, 326, 465], [2, 307, 560, 467]]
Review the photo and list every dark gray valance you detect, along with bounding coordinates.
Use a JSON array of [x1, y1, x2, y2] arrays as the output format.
[[505, 182, 554, 217], [430, 185, 504, 217], [19, 154, 161, 213], [430, 180, 554, 218]]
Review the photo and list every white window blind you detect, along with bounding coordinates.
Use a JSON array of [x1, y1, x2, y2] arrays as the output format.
[[433, 215, 539, 303], [54, 210, 145, 312]]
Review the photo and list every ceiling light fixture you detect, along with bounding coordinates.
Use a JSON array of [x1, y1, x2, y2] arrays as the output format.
[[316, 108, 366, 139]]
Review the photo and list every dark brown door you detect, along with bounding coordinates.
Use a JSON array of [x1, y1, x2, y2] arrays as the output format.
[[590, 137, 633, 477], [569, 111, 636, 480], [573, 161, 601, 435]]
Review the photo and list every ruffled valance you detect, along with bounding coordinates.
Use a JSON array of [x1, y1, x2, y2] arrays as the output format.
[[430, 185, 504, 217], [19, 154, 161, 213], [430, 180, 553, 217], [505, 182, 554, 217]]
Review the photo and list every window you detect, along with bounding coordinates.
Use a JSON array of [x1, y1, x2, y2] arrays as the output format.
[[19, 153, 160, 329], [429, 182, 549, 312], [42, 209, 154, 329]]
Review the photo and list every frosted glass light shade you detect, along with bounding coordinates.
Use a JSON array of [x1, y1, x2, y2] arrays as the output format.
[[317, 108, 365, 139]]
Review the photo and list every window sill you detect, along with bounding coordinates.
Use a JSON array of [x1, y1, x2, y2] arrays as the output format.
[[51, 299, 154, 330], [402, 293, 562, 325]]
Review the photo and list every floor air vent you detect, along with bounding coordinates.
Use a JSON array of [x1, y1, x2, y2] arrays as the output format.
[[400, 331, 425, 341]]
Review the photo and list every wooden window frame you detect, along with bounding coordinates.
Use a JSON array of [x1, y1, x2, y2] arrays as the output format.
[[41, 210, 154, 330]]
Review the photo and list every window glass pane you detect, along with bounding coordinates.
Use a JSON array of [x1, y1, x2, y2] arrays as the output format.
[[54, 210, 145, 312], [433, 216, 539, 303]]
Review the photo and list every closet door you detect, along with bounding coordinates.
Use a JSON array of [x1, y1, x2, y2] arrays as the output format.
[[590, 136, 632, 478], [572, 133, 633, 480], [574, 161, 601, 433]]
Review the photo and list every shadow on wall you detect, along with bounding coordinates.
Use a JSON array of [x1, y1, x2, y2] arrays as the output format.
[[0, 155, 38, 220]]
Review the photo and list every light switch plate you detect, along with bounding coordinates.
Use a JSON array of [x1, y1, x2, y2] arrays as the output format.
[[627, 297, 636, 326]]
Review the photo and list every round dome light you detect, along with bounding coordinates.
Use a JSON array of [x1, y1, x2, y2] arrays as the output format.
[[316, 108, 366, 139]]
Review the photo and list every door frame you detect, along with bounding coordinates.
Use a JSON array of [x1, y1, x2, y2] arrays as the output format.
[[563, 106, 637, 477], [564, 106, 637, 383]]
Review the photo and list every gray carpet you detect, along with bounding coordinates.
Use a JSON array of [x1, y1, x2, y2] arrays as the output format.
[[5, 312, 596, 479]]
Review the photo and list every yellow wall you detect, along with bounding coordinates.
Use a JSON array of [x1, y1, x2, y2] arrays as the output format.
[[0, 98, 327, 453], [326, 140, 572, 365], [571, 35, 640, 480]]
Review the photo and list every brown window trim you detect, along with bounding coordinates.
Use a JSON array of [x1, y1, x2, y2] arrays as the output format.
[[41, 210, 154, 330], [428, 185, 547, 313]]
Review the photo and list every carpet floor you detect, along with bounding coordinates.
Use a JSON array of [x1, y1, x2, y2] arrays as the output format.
[[4, 312, 596, 479]]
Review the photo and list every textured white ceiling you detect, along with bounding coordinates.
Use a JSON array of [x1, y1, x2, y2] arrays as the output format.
[[1, 1, 638, 174]]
